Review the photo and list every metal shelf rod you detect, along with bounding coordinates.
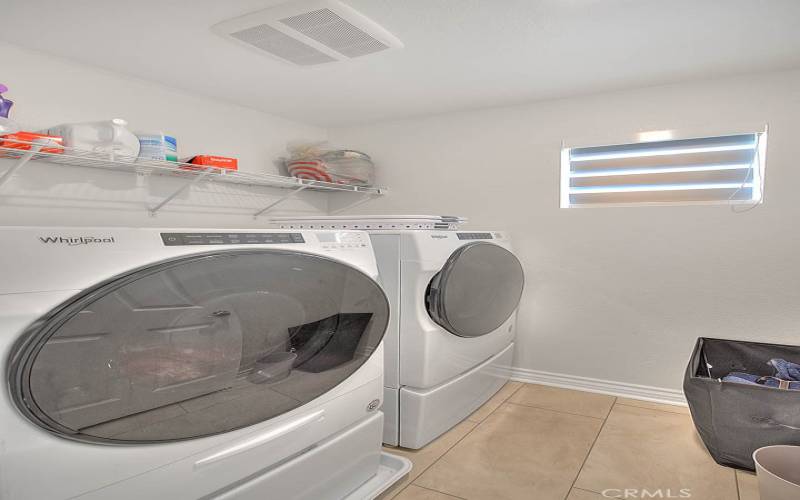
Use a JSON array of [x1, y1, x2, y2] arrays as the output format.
[[0, 139, 49, 188], [328, 193, 381, 215], [148, 168, 213, 216], [253, 184, 310, 218]]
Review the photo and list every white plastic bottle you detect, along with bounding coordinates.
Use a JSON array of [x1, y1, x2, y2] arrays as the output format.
[[45, 118, 140, 161]]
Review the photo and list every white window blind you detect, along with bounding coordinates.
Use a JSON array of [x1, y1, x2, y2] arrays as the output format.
[[561, 132, 767, 208]]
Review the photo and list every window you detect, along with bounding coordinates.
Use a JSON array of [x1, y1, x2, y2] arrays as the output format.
[[560, 131, 768, 208]]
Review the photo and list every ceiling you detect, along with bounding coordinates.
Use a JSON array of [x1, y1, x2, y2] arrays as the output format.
[[3, 0, 800, 127]]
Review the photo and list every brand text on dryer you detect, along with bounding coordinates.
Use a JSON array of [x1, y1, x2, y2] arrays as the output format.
[[39, 236, 116, 245]]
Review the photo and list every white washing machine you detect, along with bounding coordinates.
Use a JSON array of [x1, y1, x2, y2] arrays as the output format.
[[370, 230, 524, 448], [0, 226, 401, 500]]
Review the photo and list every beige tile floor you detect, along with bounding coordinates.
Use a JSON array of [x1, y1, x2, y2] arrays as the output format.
[[380, 382, 760, 500]]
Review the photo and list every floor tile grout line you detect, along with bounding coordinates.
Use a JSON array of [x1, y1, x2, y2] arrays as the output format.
[[504, 400, 607, 421], [614, 400, 688, 415], [403, 383, 525, 497], [412, 483, 468, 500], [401, 425, 477, 496], [573, 485, 609, 496], [387, 383, 516, 499], [563, 396, 616, 499], [466, 382, 525, 424], [735, 470, 742, 500], [603, 396, 616, 420]]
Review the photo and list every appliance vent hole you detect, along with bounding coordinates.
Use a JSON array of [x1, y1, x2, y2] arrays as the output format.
[[280, 8, 389, 58], [230, 24, 336, 66]]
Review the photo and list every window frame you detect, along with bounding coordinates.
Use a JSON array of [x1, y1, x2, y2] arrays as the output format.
[[560, 128, 769, 209]]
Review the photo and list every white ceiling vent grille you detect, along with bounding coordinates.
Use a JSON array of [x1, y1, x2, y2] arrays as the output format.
[[212, 0, 403, 66], [280, 9, 389, 58], [230, 24, 336, 66]]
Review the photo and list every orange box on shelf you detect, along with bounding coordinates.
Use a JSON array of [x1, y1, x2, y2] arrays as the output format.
[[180, 155, 238, 172], [0, 132, 64, 154]]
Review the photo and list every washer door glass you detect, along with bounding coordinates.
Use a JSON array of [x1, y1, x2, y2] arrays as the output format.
[[10, 250, 388, 443], [426, 242, 524, 338]]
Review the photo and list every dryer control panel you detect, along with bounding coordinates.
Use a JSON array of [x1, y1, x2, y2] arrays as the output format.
[[161, 232, 305, 246]]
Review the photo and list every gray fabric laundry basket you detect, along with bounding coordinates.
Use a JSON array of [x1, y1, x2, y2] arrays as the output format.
[[683, 337, 800, 470]]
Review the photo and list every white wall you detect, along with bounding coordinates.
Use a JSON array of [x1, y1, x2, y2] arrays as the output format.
[[329, 69, 800, 396], [5, 40, 800, 397], [0, 42, 328, 227]]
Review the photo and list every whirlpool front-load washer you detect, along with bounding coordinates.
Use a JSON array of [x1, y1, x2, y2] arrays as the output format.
[[0, 226, 402, 500], [371, 230, 525, 448]]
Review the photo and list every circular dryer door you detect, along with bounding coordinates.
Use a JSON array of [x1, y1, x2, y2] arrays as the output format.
[[9, 250, 389, 443], [426, 242, 524, 338]]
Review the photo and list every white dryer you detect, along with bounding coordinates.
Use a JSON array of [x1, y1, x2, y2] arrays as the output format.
[[0, 227, 398, 500], [371, 230, 524, 448]]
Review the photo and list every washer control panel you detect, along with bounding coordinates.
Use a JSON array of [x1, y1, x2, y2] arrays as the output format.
[[161, 232, 305, 246], [457, 232, 493, 240], [315, 231, 369, 250]]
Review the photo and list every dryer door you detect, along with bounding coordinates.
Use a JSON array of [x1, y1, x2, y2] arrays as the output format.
[[9, 250, 389, 443], [426, 242, 524, 338]]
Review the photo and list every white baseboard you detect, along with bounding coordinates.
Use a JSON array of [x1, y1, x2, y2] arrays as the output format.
[[507, 367, 687, 406]]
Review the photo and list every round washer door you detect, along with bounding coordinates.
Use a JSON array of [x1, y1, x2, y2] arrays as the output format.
[[8, 249, 389, 444], [427, 242, 524, 338]]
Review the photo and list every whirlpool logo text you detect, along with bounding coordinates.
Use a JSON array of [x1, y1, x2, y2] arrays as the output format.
[[39, 236, 116, 246]]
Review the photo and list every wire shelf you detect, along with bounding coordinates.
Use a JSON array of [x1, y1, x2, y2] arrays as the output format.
[[0, 138, 386, 217]]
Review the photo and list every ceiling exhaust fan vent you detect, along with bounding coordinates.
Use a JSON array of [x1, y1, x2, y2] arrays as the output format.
[[213, 0, 403, 67], [230, 24, 336, 66]]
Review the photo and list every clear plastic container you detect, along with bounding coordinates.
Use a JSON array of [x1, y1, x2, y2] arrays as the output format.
[[45, 118, 140, 160], [286, 141, 375, 186]]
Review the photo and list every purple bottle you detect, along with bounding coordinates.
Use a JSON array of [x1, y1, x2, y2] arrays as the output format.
[[0, 84, 13, 118]]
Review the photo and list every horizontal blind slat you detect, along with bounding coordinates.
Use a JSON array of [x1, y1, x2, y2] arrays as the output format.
[[569, 134, 756, 159], [570, 148, 755, 171], [570, 163, 751, 178], [570, 187, 753, 206], [570, 168, 751, 188]]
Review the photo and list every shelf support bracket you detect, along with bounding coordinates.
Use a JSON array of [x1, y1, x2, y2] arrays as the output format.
[[328, 193, 380, 215], [0, 139, 48, 189], [253, 183, 310, 219], [148, 170, 211, 216]]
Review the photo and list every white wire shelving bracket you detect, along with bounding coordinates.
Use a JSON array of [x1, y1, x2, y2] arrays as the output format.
[[0, 138, 49, 187], [328, 193, 382, 215], [0, 138, 386, 217], [148, 169, 213, 216], [253, 183, 309, 219]]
